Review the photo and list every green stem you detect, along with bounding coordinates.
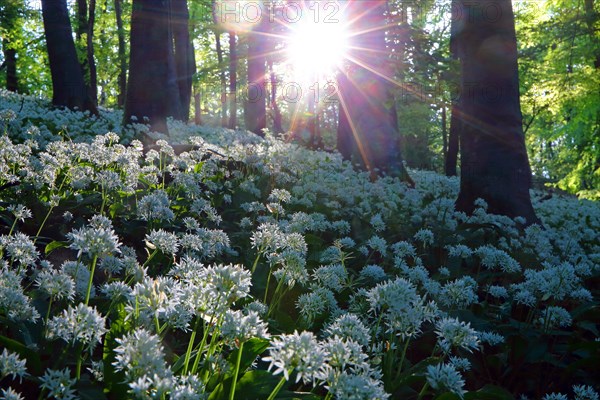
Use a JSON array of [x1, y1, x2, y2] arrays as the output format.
[[251, 250, 262, 274], [183, 318, 201, 375], [395, 339, 411, 381], [84, 255, 98, 306], [229, 341, 244, 400], [142, 249, 158, 268], [75, 342, 84, 381], [44, 296, 54, 334], [266, 373, 290, 400], [416, 382, 429, 400], [263, 270, 273, 304], [34, 205, 55, 244], [192, 320, 212, 376], [7, 218, 18, 236]]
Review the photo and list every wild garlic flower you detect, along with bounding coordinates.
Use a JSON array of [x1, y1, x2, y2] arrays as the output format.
[[7, 204, 31, 222], [146, 229, 179, 255], [98, 255, 124, 275], [366, 235, 387, 256], [1, 233, 38, 267], [449, 356, 472, 371], [487, 285, 509, 299], [0, 387, 24, 400], [220, 309, 270, 344], [439, 276, 478, 309], [445, 244, 473, 259], [359, 264, 387, 284], [312, 264, 348, 293], [538, 306, 573, 329], [543, 394, 569, 400], [391, 241, 416, 259], [297, 286, 337, 325], [61, 261, 94, 299], [435, 317, 480, 354], [129, 276, 182, 326], [113, 328, 168, 379], [426, 363, 466, 399], [34, 269, 75, 301], [0, 349, 27, 382], [137, 190, 174, 222], [39, 368, 77, 400], [478, 331, 505, 346], [67, 215, 121, 258], [475, 245, 521, 273], [326, 372, 389, 400], [271, 250, 309, 288], [573, 385, 599, 400], [46, 303, 107, 353], [414, 229, 435, 246], [321, 336, 369, 371], [325, 313, 371, 347], [0, 267, 40, 322], [263, 330, 327, 384]]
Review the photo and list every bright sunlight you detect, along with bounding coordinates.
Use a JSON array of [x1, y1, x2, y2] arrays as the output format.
[[286, 17, 349, 80]]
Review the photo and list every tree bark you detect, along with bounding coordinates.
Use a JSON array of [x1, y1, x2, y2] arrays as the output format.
[[445, 106, 460, 176], [171, 0, 195, 121], [2, 39, 18, 92], [337, 0, 411, 182], [454, 0, 539, 224], [41, 0, 96, 113], [87, 0, 98, 105], [228, 31, 238, 129], [125, 0, 177, 136], [215, 31, 228, 127], [115, 0, 127, 108], [245, 12, 267, 136]]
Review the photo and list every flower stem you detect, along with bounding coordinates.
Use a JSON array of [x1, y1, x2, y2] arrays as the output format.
[[229, 341, 244, 400], [416, 382, 429, 400], [266, 373, 290, 400], [183, 318, 201, 375], [84, 255, 98, 305], [34, 205, 55, 244]]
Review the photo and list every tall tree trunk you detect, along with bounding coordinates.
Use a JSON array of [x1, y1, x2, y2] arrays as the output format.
[[246, 12, 267, 136], [41, 0, 96, 113], [445, 0, 461, 177], [268, 57, 284, 134], [215, 31, 228, 127], [171, 0, 195, 122], [337, 0, 411, 182], [454, 0, 539, 224], [125, 0, 178, 136], [87, 0, 98, 104], [445, 106, 460, 176], [2, 39, 18, 92], [194, 92, 202, 125], [115, 0, 127, 108], [228, 31, 238, 129]]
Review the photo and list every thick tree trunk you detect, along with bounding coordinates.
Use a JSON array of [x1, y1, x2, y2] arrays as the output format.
[[215, 31, 228, 127], [41, 0, 96, 113], [228, 31, 238, 129], [246, 13, 267, 136], [125, 0, 177, 136], [454, 0, 539, 224], [337, 0, 411, 181], [171, 0, 195, 122], [194, 92, 202, 125], [115, 0, 127, 107], [445, 106, 459, 176], [2, 39, 18, 92], [268, 58, 284, 134]]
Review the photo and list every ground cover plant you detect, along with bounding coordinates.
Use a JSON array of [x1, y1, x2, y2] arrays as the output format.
[[0, 90, 599, 399]]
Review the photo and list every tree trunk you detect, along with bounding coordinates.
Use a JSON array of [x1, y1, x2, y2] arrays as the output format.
[[115, 0, 127, 108], [41, 0, 96, 113], [246, 12, 267, 136], [2, 39, 18, 92], [228, 31, 238, 129], [337, 0, 411, 182], [87, 0, 98, 105], [171, 0, 195, 122], [454, 0, 539, 224], [194, 92, 202, 125], [268, 58, 284, 134], [445, 0, 461, 177], [445, 106, 460, 176], [215, 31, 228, 127], [125, 0, 177, 136]]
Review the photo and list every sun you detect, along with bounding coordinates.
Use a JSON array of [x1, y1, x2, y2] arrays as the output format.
[[286, 17, 349, 80]]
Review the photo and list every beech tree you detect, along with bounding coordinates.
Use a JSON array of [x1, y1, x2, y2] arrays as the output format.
[[337, 0, 411, 181], [41, 0, 96, 113], [245, 10, 267, 136], [453, 0, 539, 223]]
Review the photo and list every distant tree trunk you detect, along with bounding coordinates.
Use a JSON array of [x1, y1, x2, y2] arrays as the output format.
[[454, 0, 539, 224], [268, 57, 284, 134], [246, 13, 267, 136], [172, 0, 195, 122], [228, 31, 237, 129], [215, 31, 228, 127], [41, 0, 96, 113], [125, 0, 177, 136], [445, 0, 460, 177], [337, 0, 412, 182], [87, 0, 98, 104], [2, 39, 18, 92], [194, 92, 202, 125], [115, 0, 127, 107], [445, 107, 459, 176]]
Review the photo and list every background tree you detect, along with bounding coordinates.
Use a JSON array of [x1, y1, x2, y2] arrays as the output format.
[[41, 0, 97, 113], [453, 0, 539, 223], [245, 11, 268, 136], [0, 0, 22, 92]]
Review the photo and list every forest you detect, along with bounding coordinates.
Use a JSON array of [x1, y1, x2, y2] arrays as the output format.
[[0, 0, 599, 399]]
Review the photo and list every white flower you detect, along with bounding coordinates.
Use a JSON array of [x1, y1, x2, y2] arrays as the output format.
[[479, 331, 505, 346], [327, 371, 389, 399], [414, 229, 434, 246], [113, 329, 168, 379], [439, 276, 478, 308], [67, 215, 121, 257], [313, 264, 348, 293], [1, 233, 38, 266], [146, 229, 179, 255], [426, 363, 466, 399], [35, 269, 75, 301], [0, 349, 27, 382], [359, 264, 387, 283], [46, 303, 107, 353], [220, 309, 270, 343], [543, 394, 568, 400], [137, 190, 174, 221], [263, 331, 327, 384], [435, 317, 480, 353], [573, 384, 599, 400], [39, 368, 77, 400], [0, 387, 24, 400], [325, 313, 371, 347], [538, 306, 572, 329]]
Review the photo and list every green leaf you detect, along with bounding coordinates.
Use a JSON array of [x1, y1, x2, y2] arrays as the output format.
[[45, 240, 67, 255], [225, 338, 270, 379], [465, 385, 515, 400], [435, 393, 462, 400]]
